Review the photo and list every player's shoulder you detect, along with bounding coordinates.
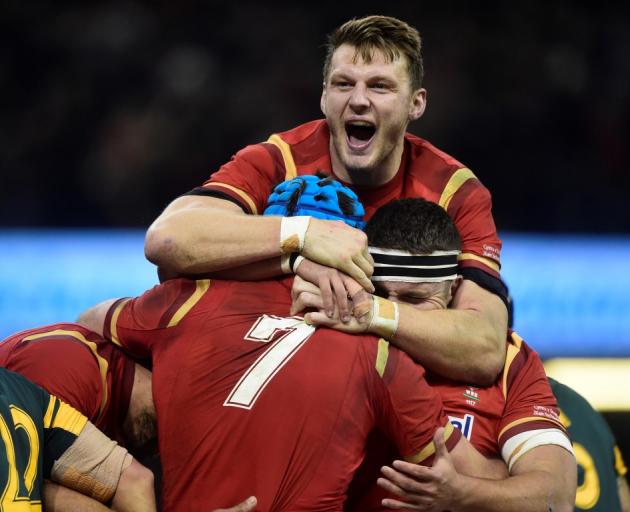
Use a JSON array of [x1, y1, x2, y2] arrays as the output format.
[[404, 132, 491, 196], [501, 331, 542, 387], [275, 119, 327, 146], [0, 322, 96, 349], [0, 367, 48, 406]]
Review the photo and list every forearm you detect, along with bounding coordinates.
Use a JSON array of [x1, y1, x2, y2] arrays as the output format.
[[44, 482, 113, 511], [145, 196, 282, 274], [392, 303, 506, 385], [454, 470, 574, 512]]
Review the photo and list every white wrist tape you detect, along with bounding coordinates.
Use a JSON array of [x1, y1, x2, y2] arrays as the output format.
[[368, 296, 399, 339], [280, 216, 311, 254], [292, 255, 305, 272], [280, 254, 292, 274]]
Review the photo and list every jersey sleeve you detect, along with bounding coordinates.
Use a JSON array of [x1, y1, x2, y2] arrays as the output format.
[[446, 175, 502, 279], [104, 278, 213, 358], [195, 143, 286, 215], [365, 339, 461, 465], [41, 395, 89, 478], [498, 334, 571, 469]]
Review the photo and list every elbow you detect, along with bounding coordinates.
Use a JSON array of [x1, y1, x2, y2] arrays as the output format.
[[467, 334, 506, 386], [113, 459, 156, 511], [144, 224, 184, 271]]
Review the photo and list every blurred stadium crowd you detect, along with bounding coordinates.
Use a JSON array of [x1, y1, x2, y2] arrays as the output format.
[[2, 1, 629, 233]]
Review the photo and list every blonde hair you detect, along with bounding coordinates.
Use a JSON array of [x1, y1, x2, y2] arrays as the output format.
[[323, 15, 424, 90]]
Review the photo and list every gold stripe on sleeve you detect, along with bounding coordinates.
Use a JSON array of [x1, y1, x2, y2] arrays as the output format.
[[406, 422, 456, 464], [109, 299, 131, 347], [51, 399, 88, 436], [438, 168, 476, 211], [167, 279, 211, 327], [23, 329, 110, 419], [502, 341, 522, 401], [375, 338, 390, 378], [615, 445, 628, 476], [458, 253, 500, 273], [266, 134, 297, 181], [208, 183, 259, 215], [43, 396, 56, 428]]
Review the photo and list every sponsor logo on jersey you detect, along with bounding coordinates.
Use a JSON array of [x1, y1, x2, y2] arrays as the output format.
[[449, 413, 475, 440]]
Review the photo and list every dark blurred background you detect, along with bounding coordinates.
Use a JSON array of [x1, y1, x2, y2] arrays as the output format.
[[2, 0, 629, 232]]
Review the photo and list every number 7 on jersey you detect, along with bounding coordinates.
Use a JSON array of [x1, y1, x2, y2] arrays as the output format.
[[224, 315, 315, 410]]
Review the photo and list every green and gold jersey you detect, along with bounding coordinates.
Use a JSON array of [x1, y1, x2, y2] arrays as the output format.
[[0, 368, 87, 511], [550, 378, 628, 512]]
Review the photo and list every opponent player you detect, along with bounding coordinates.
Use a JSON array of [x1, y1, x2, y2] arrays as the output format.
[[78, 177, 504, 511], [0, 323, 154, 451], [291, 198, 576, 511], [0, 367, 156, 511], [551, 378, 629, 512], [144, 15, 508, 386]]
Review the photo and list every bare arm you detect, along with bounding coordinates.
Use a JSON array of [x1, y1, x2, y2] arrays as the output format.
[[76, 299, 118, 336], [379, 440, 576, 512], [111, 458, 156, 512], [292, 272, 507, 385], [145, 196, 282, 274], [391, 280, 507, 385], [145, 195, 374, 289], [44, 482, 113, 511]]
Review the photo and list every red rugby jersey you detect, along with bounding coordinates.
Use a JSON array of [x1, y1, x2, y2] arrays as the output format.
[[348, 332, 569, 511], [104, 277, 460, 511], [202, 119, 501, 278], [0, 323, 135, 445]]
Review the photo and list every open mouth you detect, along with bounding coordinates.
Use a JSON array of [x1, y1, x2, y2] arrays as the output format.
[[345, 121, 376, 151]]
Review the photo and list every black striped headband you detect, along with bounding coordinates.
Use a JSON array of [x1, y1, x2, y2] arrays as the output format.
[[369, 247, 460, 283]]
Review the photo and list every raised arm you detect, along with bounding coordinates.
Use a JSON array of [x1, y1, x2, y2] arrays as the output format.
[[291, 268, 507, 385], [145, 195, 374, 289]]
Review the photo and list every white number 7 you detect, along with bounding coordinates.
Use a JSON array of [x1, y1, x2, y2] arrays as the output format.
[[224, 315, 315, 410]]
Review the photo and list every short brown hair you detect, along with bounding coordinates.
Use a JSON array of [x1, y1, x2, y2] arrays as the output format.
[[323, 15, 424, 90]]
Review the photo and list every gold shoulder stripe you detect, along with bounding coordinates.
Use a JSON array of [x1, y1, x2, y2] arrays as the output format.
[[615, 445, 628, 476], [375, 338, 390, 378], [458, 253, 500, 273], [51, 399, 88, 435], [498, 416, 564, 440], [502, 341, 521, 401], [43, 396, 56, 428], [167, 279, 211, 327], [406, 422, 455, 464], [510, 331, 524, 349], [267, 134, 297, 181], [23, 329, 110, 420], [438, 168, 477, 211], [208, 183, 258, 215], [110, 299, 131, 347]]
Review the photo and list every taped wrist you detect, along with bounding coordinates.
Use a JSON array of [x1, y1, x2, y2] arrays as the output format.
[[280, 216, 311, 254], [368, 296, 399, 339], [280, 254, 306, 274], [51, 421, 131, 503]]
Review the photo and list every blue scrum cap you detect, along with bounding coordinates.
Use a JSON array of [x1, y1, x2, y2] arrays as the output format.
[[263, 175, 366, 229]]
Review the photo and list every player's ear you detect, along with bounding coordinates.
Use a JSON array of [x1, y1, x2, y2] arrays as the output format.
[[447, 275, 463, 304], [320, 83, 327, 116], [408, 88, 426, 121]]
